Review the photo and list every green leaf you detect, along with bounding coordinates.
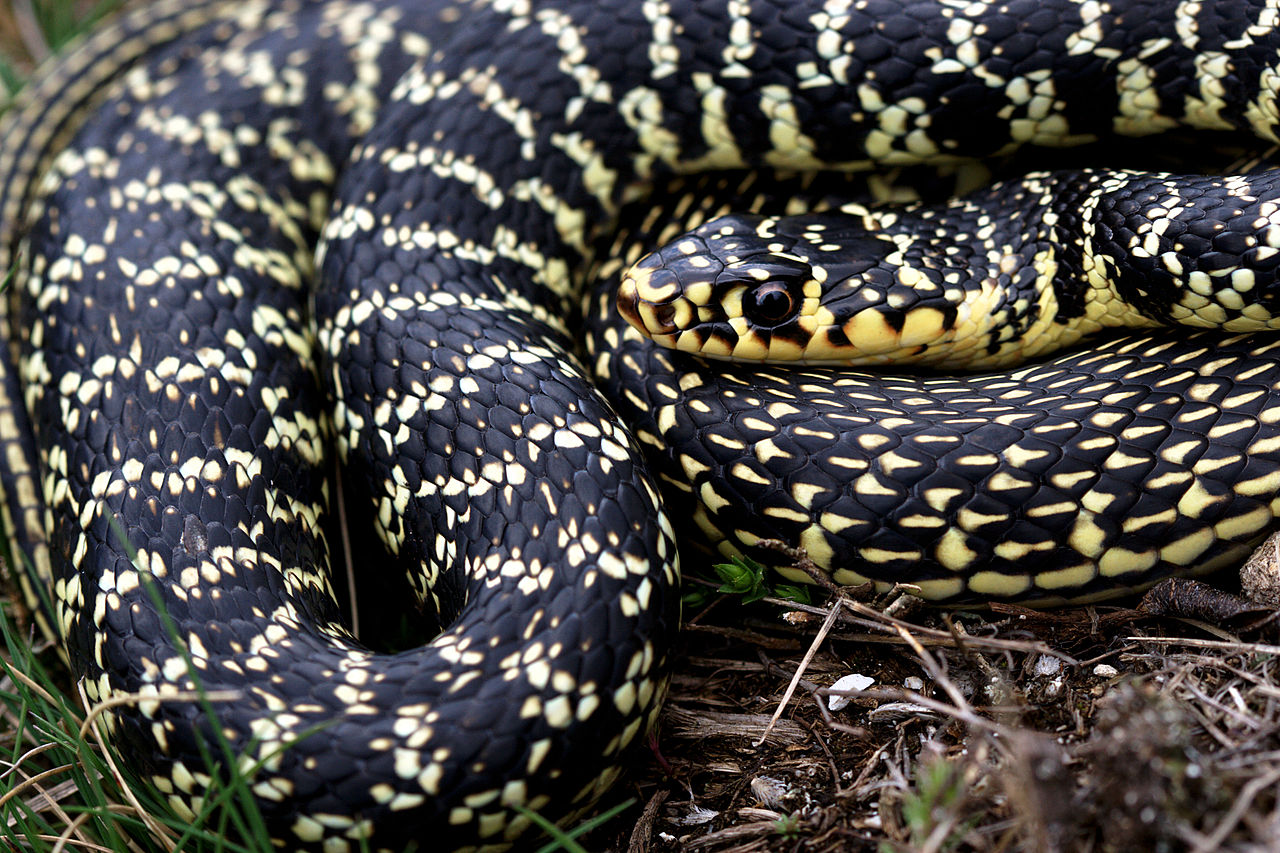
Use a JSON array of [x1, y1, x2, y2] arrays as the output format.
[[772, 583, 812, 605], [681, 586, 713, 608], [713, 555, 768, 602]]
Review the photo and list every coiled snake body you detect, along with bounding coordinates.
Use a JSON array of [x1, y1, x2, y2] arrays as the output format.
[[4, 1, 1280, 849]]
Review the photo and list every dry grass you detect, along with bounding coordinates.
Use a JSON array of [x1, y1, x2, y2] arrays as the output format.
[[602, 571, 1280, 853], [0, 0, 118, 94], [10, 556, 1280, 852]]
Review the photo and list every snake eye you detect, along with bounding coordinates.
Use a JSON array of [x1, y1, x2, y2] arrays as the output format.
[[743, 281, 798, 327]]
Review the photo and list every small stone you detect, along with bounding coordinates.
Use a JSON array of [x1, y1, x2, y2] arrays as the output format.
[[1240, 529, 1280, 606], [827, 673, 875, 711], [903, 676, 924, 691], [1093, 664, 1119, 679]]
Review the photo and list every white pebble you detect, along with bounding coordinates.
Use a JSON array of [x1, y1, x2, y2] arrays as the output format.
[[827, 673, 875, 711]]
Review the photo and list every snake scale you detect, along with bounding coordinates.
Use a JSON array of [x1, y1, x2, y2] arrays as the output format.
[[4, 0, 1280, 849]]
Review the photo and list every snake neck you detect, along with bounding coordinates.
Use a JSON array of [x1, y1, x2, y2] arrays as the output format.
[[1064, 170, 1280, 335], [619, 167, 1280, 371]]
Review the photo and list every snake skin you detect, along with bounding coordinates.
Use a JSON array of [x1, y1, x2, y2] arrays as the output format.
[[618, 170, 1280, 368], [1, 1, 1280, 851]]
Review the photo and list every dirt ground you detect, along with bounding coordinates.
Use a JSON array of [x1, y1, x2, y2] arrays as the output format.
[[593, 550, 1280, 853]]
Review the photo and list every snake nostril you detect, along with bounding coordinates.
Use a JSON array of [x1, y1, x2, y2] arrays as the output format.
[[652, 302, 677, 333]]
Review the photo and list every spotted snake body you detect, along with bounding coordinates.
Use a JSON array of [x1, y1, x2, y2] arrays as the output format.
[[2, 1, 1280, 849]]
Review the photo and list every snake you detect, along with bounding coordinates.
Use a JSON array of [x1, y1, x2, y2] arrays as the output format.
[[4, 0, 1280, 850], [598, 166, 1280, 604]]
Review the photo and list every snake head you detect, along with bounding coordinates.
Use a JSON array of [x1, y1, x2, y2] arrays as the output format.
[[620, 212, 950, 364], [618, 214, 824, 361]]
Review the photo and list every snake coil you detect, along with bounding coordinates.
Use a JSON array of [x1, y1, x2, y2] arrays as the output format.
[[2, 1, 1280, 850]]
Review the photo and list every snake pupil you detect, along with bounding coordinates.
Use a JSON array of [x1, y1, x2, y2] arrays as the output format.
[[744, 282, 797, 326]]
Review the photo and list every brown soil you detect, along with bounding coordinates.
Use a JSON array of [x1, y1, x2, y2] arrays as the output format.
[[598, 570, 1280, 853]]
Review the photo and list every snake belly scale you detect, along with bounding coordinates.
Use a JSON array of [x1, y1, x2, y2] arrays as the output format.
[[3, 1, 1280, 850]]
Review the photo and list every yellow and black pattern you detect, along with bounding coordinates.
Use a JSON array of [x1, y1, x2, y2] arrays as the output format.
[[619, 170, 1280, 369], [588, 165, 1280, 605], [5, 0, 1280, 850], [0, 3, 682, 849]]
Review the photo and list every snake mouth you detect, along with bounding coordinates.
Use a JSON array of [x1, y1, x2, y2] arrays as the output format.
[[618, 270, 680, 337], [648, 301, 678, 333]]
